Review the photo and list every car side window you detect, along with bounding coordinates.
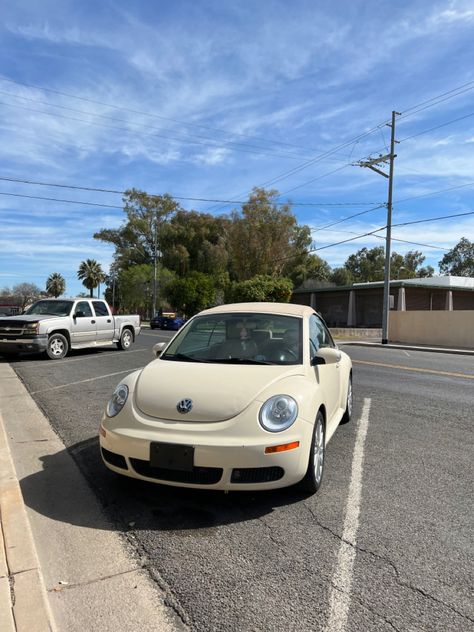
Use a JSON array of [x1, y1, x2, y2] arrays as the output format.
[[309, 314, 335, 354], [92, 301, 109, 317], [75, 301, 93, 317]]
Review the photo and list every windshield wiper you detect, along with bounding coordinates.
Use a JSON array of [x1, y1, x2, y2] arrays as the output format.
[[162, 353, 209, 363], [211, 358, 272, 365]]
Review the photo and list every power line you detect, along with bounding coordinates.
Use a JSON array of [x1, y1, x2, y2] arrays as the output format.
[[0, 176, 381, 207], [316, 226, 449, 251], [0, 100, 309, 162], [277, 208, 472, 263], [398, 110, 474, 142], [0, 75, 326, 154], [400, 81, 474, 118], [392, 210, 474, 227], [0, 88, 318, 160], [395, 181, 474, 204], [0, 191, 123, 210], [310, 204, 386, 232]]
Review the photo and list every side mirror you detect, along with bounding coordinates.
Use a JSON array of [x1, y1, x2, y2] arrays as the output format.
[[74, 310, 85, 318], [312, 347, 341, 366], [153, 342, 166, 357]]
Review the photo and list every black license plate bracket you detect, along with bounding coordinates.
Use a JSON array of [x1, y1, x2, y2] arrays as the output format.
[[149, 442, 194, 471]]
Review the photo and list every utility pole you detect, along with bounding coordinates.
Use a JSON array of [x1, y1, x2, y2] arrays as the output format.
[[152, 215, 158, 317], [357, 110, 399, 344]]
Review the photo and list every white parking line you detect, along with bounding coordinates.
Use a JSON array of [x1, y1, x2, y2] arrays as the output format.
[[325, 397, 372, 632], [30, 368, 144, 394], [16, 347, 147, 366]]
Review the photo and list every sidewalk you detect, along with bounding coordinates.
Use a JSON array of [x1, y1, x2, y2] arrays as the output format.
[[0, 407, 54, 632], [0, 363, 186, 632]]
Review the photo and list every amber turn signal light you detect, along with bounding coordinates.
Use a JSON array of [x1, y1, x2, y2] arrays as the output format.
[[265, 441, 299, 454]]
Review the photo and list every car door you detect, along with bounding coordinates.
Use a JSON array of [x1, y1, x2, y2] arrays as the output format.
[[309, 314, 342, 432], [71, 301, 96, 344], [92, 301, 114, 342]]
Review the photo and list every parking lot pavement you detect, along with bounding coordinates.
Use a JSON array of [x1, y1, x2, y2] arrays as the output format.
[[1, 335, 473, 631], [0, 350, 185, 632]]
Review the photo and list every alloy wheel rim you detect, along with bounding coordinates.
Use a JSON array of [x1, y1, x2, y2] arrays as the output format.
[[50, 339, 64, 356], [347, 380, 353, 417], [123, 332, 132, 347], [313, 419, 324, 483]]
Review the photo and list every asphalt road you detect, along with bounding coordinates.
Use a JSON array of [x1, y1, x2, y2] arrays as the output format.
[[3, 333, 473, 632]]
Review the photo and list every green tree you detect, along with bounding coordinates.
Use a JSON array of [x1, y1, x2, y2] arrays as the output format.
[[227, 188, 308, 281], [343, 247, 430, 282], [439, 237, 474, 276], [160, 210, 229, 277], [77, 259, 105, 298], [289, 254, 331, 288], [46, 273, 66, 298], [330, 267, 354, 286], [227, 275, 293, 303], [164, 272, 216, 317], [344, 246, 385, 282], [94, 189, 181, 270]]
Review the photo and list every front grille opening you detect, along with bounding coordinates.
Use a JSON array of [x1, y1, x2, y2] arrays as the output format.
[[231, 466, 284, 484], [101, 448, 128, 470], [130, 459, 223, 485]]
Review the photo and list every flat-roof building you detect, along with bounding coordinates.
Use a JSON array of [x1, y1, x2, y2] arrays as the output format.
[[292, 276, 474, 328]]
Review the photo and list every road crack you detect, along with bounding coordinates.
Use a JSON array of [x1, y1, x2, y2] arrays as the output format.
[[303, 502, 474, 625]]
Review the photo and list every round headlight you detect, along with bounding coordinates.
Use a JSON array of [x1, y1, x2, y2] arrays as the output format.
[[106, 384, 129, 418], [259, 395, 298, 432]]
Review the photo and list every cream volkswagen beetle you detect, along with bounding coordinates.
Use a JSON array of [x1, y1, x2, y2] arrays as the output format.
[[99, 303, 352, 494]]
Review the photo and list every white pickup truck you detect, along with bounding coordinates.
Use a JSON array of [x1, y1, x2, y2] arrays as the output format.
[[0, 298, 141, 360]]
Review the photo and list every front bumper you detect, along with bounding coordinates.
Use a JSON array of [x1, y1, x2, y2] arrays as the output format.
[[100, 407, 314, 491], [0, 335, 47, 354]]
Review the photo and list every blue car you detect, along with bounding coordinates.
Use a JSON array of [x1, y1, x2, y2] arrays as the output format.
[[150, 314, 185, 330]]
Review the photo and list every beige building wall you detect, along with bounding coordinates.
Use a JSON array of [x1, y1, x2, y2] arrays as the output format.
[[389, 311, 474, 348]]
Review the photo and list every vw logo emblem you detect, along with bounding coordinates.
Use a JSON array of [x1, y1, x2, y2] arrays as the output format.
[[177, 398, 193, 414]]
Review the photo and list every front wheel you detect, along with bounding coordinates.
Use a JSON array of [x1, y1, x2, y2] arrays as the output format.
[[341, 374, 353, 424], [299, 410, 325, 494], [117, 328, 133, 350], [46, 333, 69, 360]]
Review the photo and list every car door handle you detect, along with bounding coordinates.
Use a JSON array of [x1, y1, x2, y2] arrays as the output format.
[[91, 320, 96, 324], [107, 319, 111, 323]]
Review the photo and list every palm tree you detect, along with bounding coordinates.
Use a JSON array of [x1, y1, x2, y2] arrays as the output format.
[[46, 273, 66, 298], [77, 259, 105, 298]]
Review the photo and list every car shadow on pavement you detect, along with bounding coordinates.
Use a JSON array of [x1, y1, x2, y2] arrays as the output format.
[[19, 436, 306, 535]]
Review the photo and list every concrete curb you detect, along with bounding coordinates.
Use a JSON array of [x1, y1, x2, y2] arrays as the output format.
[[0, 363, 185, 632], [339, 341, 474, 356], [0, 412, 55, 632]]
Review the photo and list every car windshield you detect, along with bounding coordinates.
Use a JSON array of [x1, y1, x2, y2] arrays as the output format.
[[25, 300, 74, 316], [162, 312, 303, 365]]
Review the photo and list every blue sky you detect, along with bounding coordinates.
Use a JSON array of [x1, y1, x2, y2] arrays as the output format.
[[1, 0, 474, 297]]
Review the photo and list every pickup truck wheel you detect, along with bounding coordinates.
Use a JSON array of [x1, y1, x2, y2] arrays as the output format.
[[117, 329, 133, 350], [46, 333, 68, 360]]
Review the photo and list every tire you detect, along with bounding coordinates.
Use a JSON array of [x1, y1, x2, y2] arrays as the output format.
[[117, 328, 133, 350], [46, 333, 68, 360], [341, 374, 353, 424], [299, 410, 325, 494]]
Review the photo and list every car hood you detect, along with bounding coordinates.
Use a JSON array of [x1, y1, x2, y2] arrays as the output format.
[[0, 315, 58, 326], [135, 359, 305, 422]]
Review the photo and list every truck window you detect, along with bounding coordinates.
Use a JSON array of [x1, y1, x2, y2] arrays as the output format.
[[92, 301, 110, 317], [76, 301, 93, 317]]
